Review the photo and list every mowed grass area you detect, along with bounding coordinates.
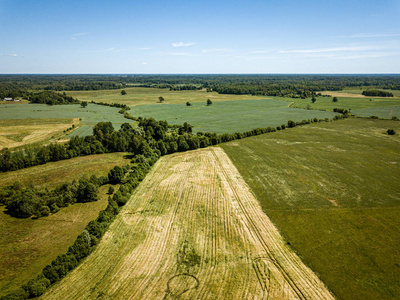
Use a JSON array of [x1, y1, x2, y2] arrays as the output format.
[[321, 88, 400, 98], [131, 99, 339, 133], [0, 152, 130, 189], [0, 118, 79, 150], [64, 87, 264, 106], [0, 103, 133, 138], [221, 118, 400, 300], [41, 148, 333, 299], [0, 153, 130, 296]]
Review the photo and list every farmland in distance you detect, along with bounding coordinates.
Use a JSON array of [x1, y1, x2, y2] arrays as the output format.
[[221, 118, 400, 300], [40, 147, 333, 300]]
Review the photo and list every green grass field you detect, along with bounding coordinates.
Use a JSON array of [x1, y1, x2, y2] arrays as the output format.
[[64, 87, 264, 106], [351, 106, 400, 119], [339, 88, 400, 97], [131, 99, 339, 133], [277, 96, 400, 112], [0, 103, 133, 138], [221, 118, 400, 300], [0, 153, 130, 296]]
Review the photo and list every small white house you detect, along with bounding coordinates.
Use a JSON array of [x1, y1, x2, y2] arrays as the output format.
[[4, 98, 13, 101]]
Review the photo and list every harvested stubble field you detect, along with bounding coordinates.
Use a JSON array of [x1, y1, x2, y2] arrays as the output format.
[[41, 147, 333, 300], [0, 153, 130, 296], [0, 118, 79, 150], [221, 118, 400, 300]]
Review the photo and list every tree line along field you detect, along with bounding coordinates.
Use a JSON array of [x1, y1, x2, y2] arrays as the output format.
[[0, 153, 130, 297], [40, 147, 333, 300], [220, 118, 400, 300]]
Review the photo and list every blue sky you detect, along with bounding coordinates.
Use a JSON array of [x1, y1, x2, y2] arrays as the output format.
[[1, 0, 400, 73]]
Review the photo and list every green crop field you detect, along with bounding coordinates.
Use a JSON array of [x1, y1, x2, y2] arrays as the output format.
[[221, 118, 400, 300], [0, 153, 130, 296], [64, 87, 263, 106], [131, 99, 339, 133], [351, 106, 400, 119], [277, 96, 400, 112]]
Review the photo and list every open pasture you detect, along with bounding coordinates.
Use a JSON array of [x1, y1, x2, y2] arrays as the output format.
[[351, 105, 400, 119], [41, 147, 333, 300], [131, 99, 339, 133], [0, 103, 132, 138], [0, 153, 130, 296], [64, 87, 263, 106], [280, 96, 400, 112], [221, 118, 400, 300], [0, 118, 78, 149], [320, 89, 400, 98]]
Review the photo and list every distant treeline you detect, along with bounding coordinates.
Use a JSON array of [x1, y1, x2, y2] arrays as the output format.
[[1, 74, 400, 99], [362, 89, 394, 97], [28, 91, 80, 105]]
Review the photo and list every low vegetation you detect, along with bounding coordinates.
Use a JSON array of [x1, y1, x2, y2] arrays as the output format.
[[221, 118, 400, 300], [0, 153, 129, 297], [39, 148, 333, 299], [0, 118, 79, 150]]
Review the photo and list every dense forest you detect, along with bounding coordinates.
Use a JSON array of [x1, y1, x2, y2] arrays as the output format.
[[1, 74, 400, 100]]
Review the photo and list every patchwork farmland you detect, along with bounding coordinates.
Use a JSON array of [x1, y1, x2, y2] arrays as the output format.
[[40, 148, 333, 299]]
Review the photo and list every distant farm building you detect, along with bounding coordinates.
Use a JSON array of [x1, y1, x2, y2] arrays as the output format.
[[4, 98, 14, 101]]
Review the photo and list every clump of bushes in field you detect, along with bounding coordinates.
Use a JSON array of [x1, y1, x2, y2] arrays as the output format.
[[387, 129, 396, 135], [362, 89, 394, 97], [0, 165, 131, 219]]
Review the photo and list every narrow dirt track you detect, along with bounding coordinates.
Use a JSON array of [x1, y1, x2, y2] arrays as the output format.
[[41, 147, 334, 300]]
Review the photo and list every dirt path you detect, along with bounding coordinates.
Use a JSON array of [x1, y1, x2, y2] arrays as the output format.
[[41, 147, 334, 299]]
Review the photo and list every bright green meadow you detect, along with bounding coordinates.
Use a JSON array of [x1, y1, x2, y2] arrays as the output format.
[[221, 118, 400, 300], [130, 99, 339, 133]]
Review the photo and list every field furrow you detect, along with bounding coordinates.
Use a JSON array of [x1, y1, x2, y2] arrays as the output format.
[[41, 147, 333, 300]]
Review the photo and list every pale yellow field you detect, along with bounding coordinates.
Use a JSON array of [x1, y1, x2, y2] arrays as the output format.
[[318, 90, 400, 99], [0, 118, 79, 149], [41, 147, 333, 300]]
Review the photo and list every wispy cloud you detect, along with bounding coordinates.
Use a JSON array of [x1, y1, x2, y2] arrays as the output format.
[[202, 48, 235, 53], [83, 48, 116, 53], [172, 42, 195, 48], [162, 51, 199, 56], [279, 45, 383, 54], [1, 54, 17, 57], [136, 47, 151, 50], [142, 62, 148, 65], [72, 32, 89, 40], [340, 33, 400, 38]]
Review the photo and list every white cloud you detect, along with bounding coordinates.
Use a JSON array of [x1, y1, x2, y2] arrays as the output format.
[[172, 42, 195, 48], [340, 33, 400, 38], [202, 48, 235, 53], [2, 54, 17, 57], [142, 62, 148, 65], [279, 46, 383, 54], [72, 32, 89, 40], [162, 52, 199, 56]]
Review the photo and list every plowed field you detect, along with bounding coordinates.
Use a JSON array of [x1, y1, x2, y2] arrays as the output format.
[[41, 147, 333, 299]]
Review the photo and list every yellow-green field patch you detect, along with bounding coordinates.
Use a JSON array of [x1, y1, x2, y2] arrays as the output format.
[[64, 87, 264, 106]]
